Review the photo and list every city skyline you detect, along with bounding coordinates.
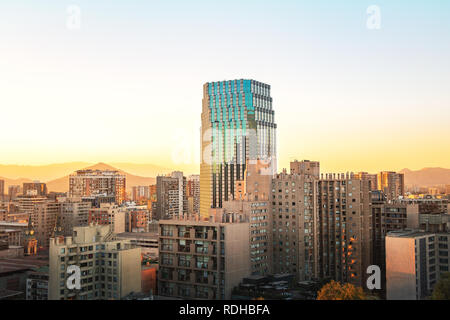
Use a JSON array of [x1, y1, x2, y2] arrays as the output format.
[[1, 1, 450, 174]]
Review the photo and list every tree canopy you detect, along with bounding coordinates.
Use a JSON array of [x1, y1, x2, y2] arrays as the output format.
[[431, 272, 450, 300], [317, 280, 367, 300]]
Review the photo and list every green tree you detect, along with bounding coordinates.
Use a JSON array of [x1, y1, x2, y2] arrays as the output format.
[[431, 272, 450, 300], [317, 280, 367, 300]]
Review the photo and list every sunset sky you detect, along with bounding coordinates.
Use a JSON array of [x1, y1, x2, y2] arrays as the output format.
[[1, 0, 449, 175]]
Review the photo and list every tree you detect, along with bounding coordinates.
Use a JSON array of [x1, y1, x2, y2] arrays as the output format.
[[431, 272, 450, 300], [316, 280, 367, 300]]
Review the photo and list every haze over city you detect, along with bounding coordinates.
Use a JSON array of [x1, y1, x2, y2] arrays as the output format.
[[1, 0, 450, 174]]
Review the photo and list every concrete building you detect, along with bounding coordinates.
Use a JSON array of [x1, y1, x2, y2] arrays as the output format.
[[131, 186, 150, 203], [8, 185, 21, 201], [88, 203, 125, 234], [0, 229, 22, 247], [220, 159, 273, 276], [23, 182, 48, 197], [116, 231, 158, 258], [354, 172, 378, 191], [57, 197, 92, 237], [26, 268, 49, 300], [187, 175, 200, 215], [371, 191, 409, 295], [0, 180, 4, 200], [158, 215, 251, 299], [17, 197, 61, 248], [316, 173, 372, 288], [377, 171, 405, 201], [289, 160, 320, 178], [48, 224, 141, 300], [200, 79, 277, 218], [271, 165, 317, 281], [124, 205, 150, 232], [69, 170, 126, 205], [156, 172, 187, 220], [386, 230, 450, 300]]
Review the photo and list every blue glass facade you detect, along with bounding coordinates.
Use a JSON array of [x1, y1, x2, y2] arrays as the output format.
[[200, 79, 277, 215]]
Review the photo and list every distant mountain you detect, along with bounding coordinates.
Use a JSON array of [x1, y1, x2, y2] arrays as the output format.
[[399, 167, 450, 187], [46, 163, 156, 193], [110, 162, 172, 177]]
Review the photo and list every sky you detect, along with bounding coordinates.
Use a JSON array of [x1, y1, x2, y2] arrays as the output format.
[[0, 0, 449, 175]]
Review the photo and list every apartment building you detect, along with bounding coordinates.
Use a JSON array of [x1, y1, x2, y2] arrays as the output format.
[[131, 186, 150, 203], [24, 199, 61, 248], [48, 224, 141, 300], [220, 159, 273, 276], [271, 167, 318, 281], [158, 215, 251, 299], [23, 182, 48, 197], [69, 170, 126, 204], [289, 160, 320, 178], [386, 230, 450, 300], [8, 185, 21, 201], [377, 171, 405, 201], [26, 270, 49, 300], [371, 191, 410, 295], [187, 175, 200, 215], [0, 180, 4, 200], [88, 203, 125, 234], [124, 206, 150, 232], [354, 172, 378, 191], [316, 174, 372, 288], [57, 197, 92, 236], [156, 172, 187, 220]]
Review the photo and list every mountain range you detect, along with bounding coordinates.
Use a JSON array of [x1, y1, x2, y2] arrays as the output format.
[[1, 163, 449, 193], [399, 167, 450, 187], [0, 162, 168, 193]]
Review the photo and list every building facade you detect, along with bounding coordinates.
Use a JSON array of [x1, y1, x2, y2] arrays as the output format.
[[158, 216, 251, 299], [200, 79, 277, 218], [48, 225, 141, 300], [386, 230, 450, 300], [69, 170, 126, 205]]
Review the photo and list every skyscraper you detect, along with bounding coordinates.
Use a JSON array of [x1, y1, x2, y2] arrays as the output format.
[[200, 79, 277, 218]]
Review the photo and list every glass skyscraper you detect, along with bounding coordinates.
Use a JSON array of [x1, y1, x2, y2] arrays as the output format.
[[200, 79, 277, 218]]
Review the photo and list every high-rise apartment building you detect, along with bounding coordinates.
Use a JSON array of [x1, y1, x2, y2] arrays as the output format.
[[354, 172, 378, 191], [69, 170, 126, 204], [0, 180, 4, 200], [23, 182, 48, 197], [8, 185, 21, 201], [59, 197, 92, 236], [220, 160, 273, 276], [386, 230, 450, 300], [200, 79, 277, 218], [271, 165, 318, 281], [377, 171, 405, 201], [48, 224, 141, 300], [187, 175, 200, 215], [316, 174, 372, 288], [131, 186, 150, 203], [290, 160, 320, 178], [88, 203, 125, 234], [371, 191, 409, 295], [158, 215, 251, 299], [156, 172, 187, 220], [16, 195, 60, 248]]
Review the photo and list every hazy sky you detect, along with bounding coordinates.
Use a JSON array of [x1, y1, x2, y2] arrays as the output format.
[[1, 0, 449, 174]]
